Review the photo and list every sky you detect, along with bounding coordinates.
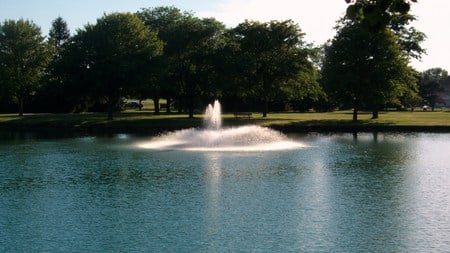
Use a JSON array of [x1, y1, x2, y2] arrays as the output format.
[[1, 0, 449, 72]]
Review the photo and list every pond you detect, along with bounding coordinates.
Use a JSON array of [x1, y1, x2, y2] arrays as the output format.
[[0, 131, 449, 252]]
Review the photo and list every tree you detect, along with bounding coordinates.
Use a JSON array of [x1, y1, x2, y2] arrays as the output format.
[[34, 16, 72, 113], [138, 6, 185, 114], [0, 19, 50, 116], [138, 7, 225, 117], [62, 12, 163, 119], [398, 67, 421, 111], [182, 17, 225, 118], [49, 16, 70, 50], [231, 20, 312, 117], [419, 68, 448, 111], [211, 29, 247, 112], [322, 20, 416, 121], [321, 0, 424, 121], [345, 0, 418, 32]]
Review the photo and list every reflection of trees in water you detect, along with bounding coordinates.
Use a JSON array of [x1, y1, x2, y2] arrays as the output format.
[[323, 132, 415, 251]]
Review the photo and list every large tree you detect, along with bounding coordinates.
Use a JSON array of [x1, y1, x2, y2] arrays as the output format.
[[419, 68, 449, 111], [35, 16, 72, 113], [137, 6, 187, 114], [322, 20, 418, 120], [231, 20, 312, 117], [62, 12, 163, 119], [321, 0, 424, 121], [212, 30, 245, 112], [0, 19, 50, 116], [138, 7, 225, 117]]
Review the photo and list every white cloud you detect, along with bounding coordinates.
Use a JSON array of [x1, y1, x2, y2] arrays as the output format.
[[197, 0, 348, 45]]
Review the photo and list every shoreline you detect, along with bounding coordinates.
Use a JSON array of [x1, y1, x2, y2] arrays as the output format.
[[2, 122, 450, 136], [1, 111, 450, 135]]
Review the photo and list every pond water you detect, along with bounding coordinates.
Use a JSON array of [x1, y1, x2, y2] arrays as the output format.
[[0, 131, 449, 252]]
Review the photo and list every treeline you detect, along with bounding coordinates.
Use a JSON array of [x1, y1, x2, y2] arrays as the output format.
[[0, 2, 449, 120]]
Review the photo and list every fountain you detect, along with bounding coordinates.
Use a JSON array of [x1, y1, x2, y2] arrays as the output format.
[[137, 100, 305, 151], [204, 100, 222, 130]]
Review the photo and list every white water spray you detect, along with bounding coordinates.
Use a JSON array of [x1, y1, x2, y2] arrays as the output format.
[[204, 100, 222, 129], [137, 100, 305, 151]]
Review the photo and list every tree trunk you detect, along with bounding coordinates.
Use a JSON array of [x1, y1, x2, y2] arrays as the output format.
[[153, 98, 160, 115], [352, 99, 358, 122], [138, 99, 143, 111], [166, 98, 172, 113], [18, 97, 24, 117], [352, 108, 358, 122], [188, 96, 194, 119], [107, 97, 114, 120], [371, 110, 379, 119], [262, 98, 268, 118], [177, 96, 183, 114]]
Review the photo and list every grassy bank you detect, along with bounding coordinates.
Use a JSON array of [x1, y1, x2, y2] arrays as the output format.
[[1, 110, 450, 133]]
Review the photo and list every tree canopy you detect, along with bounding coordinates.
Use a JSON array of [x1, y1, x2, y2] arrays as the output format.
[[230, 20, 316, 117], [419, 68, 449, 111], [0, 19, 50, 116], [322, 21, 416, 120], [0, 5, 444, 121], [321, 0, 424, 121], [49, 16, 70, 50], [61, 12, 163, 119]]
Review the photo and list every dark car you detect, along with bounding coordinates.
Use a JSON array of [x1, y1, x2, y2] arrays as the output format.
[[125, 101, 143, 109]]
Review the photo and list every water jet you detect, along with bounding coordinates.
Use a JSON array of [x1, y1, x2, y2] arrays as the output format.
[[137, 100, 304, 151]]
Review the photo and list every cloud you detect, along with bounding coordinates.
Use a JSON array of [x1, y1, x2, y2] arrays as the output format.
[[197, 0, 348, 44]]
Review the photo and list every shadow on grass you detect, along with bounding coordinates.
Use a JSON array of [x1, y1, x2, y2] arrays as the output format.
[[268, 119, 450, 133], [0, 112, 204, 133], [2, 112, 450, 133]]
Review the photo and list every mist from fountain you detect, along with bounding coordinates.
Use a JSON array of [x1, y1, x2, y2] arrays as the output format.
[[137, 100, 305, 151], [204, 100, 222, 130]]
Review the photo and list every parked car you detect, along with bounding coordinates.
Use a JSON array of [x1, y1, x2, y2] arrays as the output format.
[[125, 101, 143, 109]]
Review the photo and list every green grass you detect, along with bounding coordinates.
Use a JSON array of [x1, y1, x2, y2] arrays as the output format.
[[1, 109, 450, 133]]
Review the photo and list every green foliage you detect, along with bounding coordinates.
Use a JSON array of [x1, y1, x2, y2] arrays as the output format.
[[32, 16, 73, 113], [322, 21, 417, 120], [137, 6, 189, 109], [0, 19, 50, 116], [49, 16, 70, 50], [0, 5, 432, 120], [345, 0, 417, 32], [61, 12, 163, 119], [138, 7, 226, 117], [419, 68, 449, 110], [230, 20, 316, 116], [321, 0, 424, 121], [345, 0, 425, 59]]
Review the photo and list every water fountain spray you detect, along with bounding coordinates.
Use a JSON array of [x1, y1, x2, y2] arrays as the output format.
[[137, 100, 305, 151], [204, 100, 222, 130]]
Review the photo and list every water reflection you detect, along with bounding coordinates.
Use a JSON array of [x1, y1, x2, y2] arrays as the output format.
[[0, 133, 449, 251], [203, 152, 222, 205], [202, 152, 223, 247]]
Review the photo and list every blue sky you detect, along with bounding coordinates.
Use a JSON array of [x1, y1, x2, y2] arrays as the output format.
[[1, 0, 449, 72]]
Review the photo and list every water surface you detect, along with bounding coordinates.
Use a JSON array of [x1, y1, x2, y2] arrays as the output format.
[[1, 132, 449, 252]]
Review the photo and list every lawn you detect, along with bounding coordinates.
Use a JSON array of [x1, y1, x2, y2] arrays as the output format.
[[1, 109, 449, 133]]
